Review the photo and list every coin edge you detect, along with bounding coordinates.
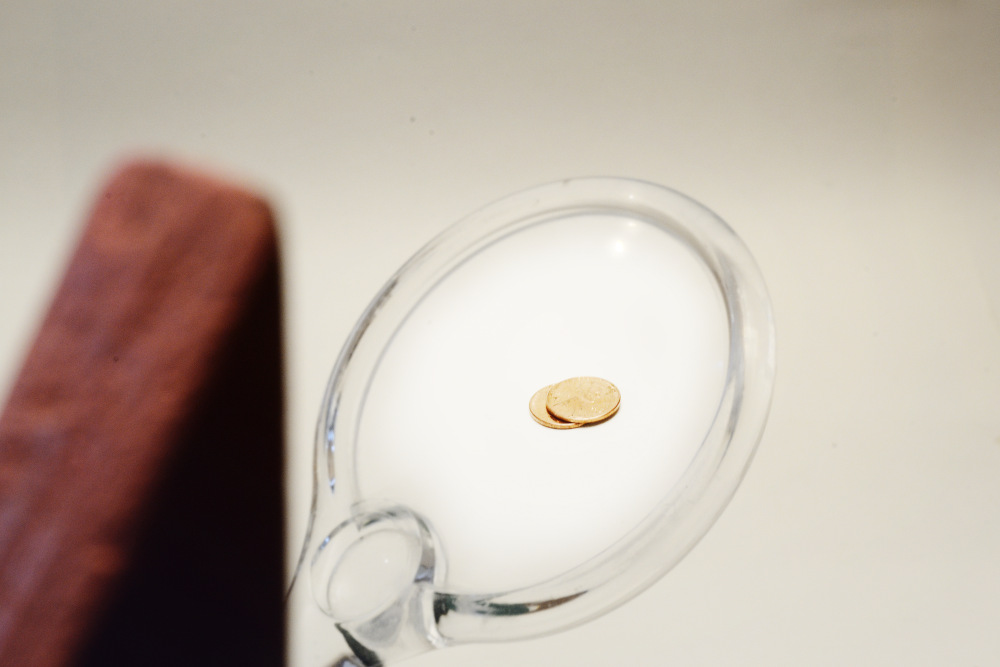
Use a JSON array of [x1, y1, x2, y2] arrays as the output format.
[[529, 384, 582, 430]]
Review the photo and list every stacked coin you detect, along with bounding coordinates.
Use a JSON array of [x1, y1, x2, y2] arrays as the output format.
[[529, 376, 620, 429]]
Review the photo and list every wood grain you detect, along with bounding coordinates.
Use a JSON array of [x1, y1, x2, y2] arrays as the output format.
[[0, 160, 285, 665]]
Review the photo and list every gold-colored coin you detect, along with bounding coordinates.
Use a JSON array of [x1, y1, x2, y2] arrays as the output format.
[[529, 385, 582, 430], [546, 376, 621, 424]]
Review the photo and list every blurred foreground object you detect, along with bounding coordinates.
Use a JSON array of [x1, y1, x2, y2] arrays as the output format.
[[0, 161, 285, 665]]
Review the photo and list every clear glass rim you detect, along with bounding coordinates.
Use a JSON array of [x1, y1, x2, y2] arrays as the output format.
[[311, 176, 776, 643]]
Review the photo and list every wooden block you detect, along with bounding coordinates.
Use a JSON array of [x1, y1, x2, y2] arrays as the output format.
[[0, 160, 285, 665]]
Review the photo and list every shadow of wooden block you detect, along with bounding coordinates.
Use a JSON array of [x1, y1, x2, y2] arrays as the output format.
[[0, 160, 285, 666]]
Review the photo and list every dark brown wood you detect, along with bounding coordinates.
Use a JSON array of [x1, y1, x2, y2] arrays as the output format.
[[0, 160, 285, 666]]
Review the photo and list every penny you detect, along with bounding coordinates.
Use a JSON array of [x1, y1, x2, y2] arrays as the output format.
[[529, 385, 582, 430], [545, 376, 620, 424]]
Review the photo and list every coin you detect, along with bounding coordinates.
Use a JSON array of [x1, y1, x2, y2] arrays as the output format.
[[529, 385, 582, 430], [545, 376, 620, 424]]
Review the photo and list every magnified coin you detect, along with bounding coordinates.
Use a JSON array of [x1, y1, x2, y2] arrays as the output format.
[[529, 385, 582, 429], [546, 376, 620, 424]]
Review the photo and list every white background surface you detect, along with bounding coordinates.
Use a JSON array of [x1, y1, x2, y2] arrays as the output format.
[[2, 2, 999, 665]]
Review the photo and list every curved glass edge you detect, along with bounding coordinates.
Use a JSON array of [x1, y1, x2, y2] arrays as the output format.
[[296, 177, 776, 646]]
